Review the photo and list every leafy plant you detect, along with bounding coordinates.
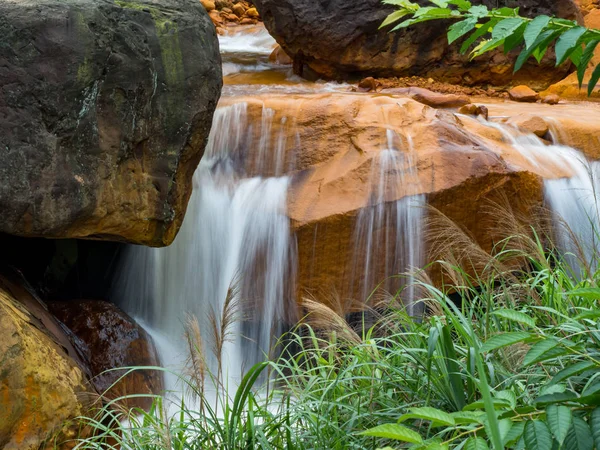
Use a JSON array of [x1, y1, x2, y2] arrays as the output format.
[[381, 0, 600, 94]]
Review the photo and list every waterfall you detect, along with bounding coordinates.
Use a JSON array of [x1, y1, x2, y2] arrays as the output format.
[[113, 103, 296, 394], [482, 119, 600, 273], [350, 130, 426, 315]]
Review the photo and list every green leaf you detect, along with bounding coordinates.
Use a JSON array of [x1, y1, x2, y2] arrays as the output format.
[[534, 391, 578, 406], [524, 15, 550, 49], [380, 10, 410, 28], [577, 382, 600, 405], [587, 63, 600, 96], [409, 439, 449, 450], [550, 361, 596, 386], [464, 437, 489, 450], [491, 309, 536, 328], [360, 424, 423, 444], [515, 29, 560, 72], [460, 19, 499, 53], [504, 422, 525, 447], [523, 420, 553, 450], [567, 287, 600, 300], [555, 26, 587, 66], [448, 0, 471, 10], [504, 22, 526, 53], [464, 398, 512, 411], [468, 5, 488, 19], [522, 338, 560, 367], [564, 417, 593, 450], [546, 405, 572, 445], [480, 332, 531, 353], [491, 18, 525, 41], [398, 407, 455, 426], [429, 0, 448, 7], [495, 390, 516, 409], [448, 17, 478, 44], [451, 411, 484, 424], [567, 40, 600, 87], [590, 408, 600, 449]]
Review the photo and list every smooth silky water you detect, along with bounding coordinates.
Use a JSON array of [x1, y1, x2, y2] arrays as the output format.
[[479, 117, 600, 273]]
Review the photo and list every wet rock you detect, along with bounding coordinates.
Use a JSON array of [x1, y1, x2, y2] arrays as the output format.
[[240, 17, 256, 25], [509, 85, 540, 102], [542, 94, 561, 105], [0, 0, 222, 246], [507, 115, 550, 138], [269, 45, 293, 65], [0, 275, 93, 449], [252, 0, 580, 87], [48, 300, 164, 411], [459, 104, 489, 120], [217, 94, 570, 301]]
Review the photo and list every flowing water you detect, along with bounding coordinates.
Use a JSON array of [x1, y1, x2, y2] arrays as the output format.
[[482, 118, 600, 273], [113, 24, 600, 399], [350, 131, 425, 314]]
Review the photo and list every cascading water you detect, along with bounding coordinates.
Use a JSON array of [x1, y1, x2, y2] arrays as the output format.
[[350, 130, 426, 315], [483, 119, 600, 272], [113, 103, 296, 395]]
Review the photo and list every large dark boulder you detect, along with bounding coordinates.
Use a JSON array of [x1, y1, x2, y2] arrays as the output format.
[[253, 0, 581, 88], [0, 0, 222, 246]]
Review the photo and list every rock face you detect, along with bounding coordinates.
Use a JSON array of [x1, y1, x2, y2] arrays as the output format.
[[217, 93, 600, 304], [0, 275, 93, 450], [0, 0, 222, 247], [48, 300, 163, 410], [253, 0, 580, 88]]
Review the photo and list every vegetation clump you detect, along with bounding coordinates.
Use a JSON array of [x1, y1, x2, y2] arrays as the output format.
[[53, 207, 600, 449]]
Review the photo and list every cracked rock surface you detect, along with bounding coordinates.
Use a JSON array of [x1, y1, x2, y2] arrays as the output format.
[[0, 0, 222, 246]]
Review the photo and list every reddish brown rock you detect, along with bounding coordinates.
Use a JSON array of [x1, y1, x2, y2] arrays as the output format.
[[541, 94, 561, 105], [269, 45, 293, 65], [387, 87, 470, 108], [506, 115, 550, 138], [48, 300, 164, 410], [509, 85, 540, 102], [358, 77, 378, 92], [459, 104, 489, 120], [217, 94, 596, 303]]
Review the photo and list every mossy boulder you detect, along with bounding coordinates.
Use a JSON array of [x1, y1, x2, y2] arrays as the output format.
[[0, 0, 222, 246], [0, 276, 94, 449]]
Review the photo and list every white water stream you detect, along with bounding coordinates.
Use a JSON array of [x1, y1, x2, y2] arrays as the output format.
[[484, 119, 600, 273], [350, 131, 425, 314]]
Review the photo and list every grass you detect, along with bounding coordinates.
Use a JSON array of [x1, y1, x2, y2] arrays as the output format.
[[51, 205, 600, 449]]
